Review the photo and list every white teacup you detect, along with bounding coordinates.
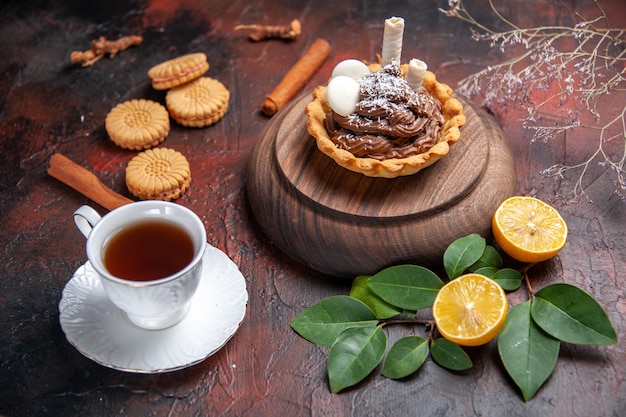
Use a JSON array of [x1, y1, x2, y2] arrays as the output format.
[[74, 201, 207, 330]]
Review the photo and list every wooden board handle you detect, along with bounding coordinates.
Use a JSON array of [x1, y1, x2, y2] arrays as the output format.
[[48, 153, 133, 211]]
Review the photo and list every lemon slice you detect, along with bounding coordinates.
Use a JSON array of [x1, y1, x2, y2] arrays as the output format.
[[433, 274, 508, 347], [492, 196, 567, 263]]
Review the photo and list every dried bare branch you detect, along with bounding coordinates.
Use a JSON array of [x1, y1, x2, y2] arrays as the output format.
[[440, 0, 626, 202]]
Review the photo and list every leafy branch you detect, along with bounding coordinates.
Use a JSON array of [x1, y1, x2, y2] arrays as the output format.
[[440, 0, 626, 202], [290, 234, 617, 400]]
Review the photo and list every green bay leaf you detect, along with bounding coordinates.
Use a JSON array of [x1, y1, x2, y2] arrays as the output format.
[[493, 268, 522, 291], [443, 234, 486, 279], [350, 275, 404, 319], [469, 245, 503, 271], [430, 338, 472, 371], [368, 265, 443, 311], [382, 336, 429, 379], [473, 266, 498, 279], [328, 326, 387, 393], [498, 301, 560, 402], [290, 296, 378, 346], [531, 283, 617, 345]]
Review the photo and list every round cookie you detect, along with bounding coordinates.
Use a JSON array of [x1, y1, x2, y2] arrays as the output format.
[[125, 147, 191, 201], [105, 99, 170, 150], [165, 77, 230, 127], [148, 52, 209, 90]]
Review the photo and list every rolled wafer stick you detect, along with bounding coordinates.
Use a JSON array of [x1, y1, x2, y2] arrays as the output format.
[[261, 38, 331, 116], [405, 58, 427, 90], [381, 17, 404, 66]]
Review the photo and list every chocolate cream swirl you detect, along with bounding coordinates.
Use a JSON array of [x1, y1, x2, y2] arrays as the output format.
[[325, 63, 445, 160]]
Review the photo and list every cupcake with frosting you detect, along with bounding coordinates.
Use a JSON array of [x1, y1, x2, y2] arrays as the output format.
[[306, 17, 465, 178]]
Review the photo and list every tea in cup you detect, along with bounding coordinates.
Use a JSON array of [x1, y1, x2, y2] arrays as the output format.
[[74, 201, 207, 330]]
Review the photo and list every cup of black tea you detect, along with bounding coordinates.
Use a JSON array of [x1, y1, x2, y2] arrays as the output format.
[[74, 201, 207, 330]]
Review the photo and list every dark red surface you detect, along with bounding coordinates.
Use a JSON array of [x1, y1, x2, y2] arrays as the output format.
[[1, 0, 625, 416]]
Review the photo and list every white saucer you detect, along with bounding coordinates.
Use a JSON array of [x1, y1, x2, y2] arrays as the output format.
[[59, 243, 248, 373]]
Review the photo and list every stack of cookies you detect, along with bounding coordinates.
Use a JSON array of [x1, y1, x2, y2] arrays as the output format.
[[148, 52, 230, 127], [103, 52, 230, 201]]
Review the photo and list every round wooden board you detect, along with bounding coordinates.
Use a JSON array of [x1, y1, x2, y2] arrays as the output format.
[[275, 97, 488, 219], [247, 92, 517, 278]]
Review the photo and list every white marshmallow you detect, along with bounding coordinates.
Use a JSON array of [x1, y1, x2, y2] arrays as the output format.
[[331, 59, 371, 81], [326, 75, 360, 117]]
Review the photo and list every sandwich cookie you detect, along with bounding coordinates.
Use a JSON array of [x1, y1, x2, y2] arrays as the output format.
[[148, 52, 209, 90], [125, 147, 191, 201], [105, 99, 170, 150], [165, 77, 230, 127]]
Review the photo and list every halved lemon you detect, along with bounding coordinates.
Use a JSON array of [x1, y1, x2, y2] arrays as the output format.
[[492, 196, 567, 263], [433, 274, 508, 347]]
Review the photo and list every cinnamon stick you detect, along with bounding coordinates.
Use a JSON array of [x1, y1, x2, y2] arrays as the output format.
[[261, 38, 331, 116], [48, 153, 133, 211]]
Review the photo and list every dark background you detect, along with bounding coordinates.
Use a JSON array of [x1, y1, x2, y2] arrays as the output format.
[[1, 0, 624, 415]]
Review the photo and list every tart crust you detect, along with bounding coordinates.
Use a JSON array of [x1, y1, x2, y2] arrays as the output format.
[[305, 65, 466, 178]]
